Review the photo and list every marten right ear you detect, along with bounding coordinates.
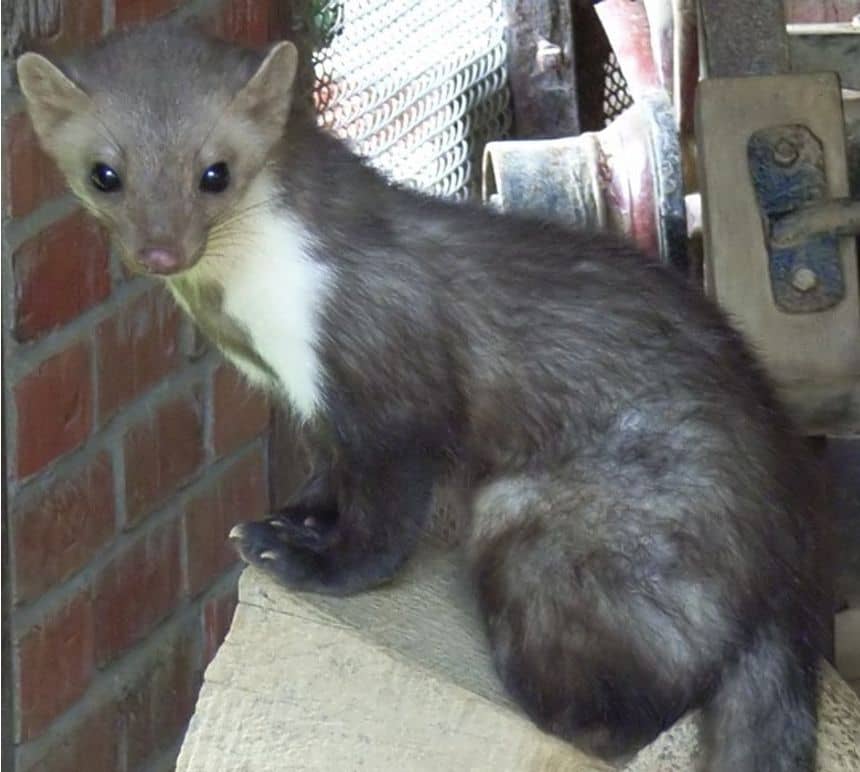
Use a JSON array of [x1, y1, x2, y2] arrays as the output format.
[[228, 41, 299, 145], [17, 53, 92, 154]]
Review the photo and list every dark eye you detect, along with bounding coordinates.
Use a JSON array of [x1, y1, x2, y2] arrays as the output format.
[[90, 163, 122, 193], [200, 162, 230, 193]]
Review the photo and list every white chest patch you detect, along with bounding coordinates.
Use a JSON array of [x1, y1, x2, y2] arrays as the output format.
[[176, 175, 333, 422]]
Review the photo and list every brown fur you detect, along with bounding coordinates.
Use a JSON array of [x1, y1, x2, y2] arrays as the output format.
[[18, 22, 826, 771]]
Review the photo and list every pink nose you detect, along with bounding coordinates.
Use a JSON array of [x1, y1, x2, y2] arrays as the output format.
[[138, 247, 182, 275]]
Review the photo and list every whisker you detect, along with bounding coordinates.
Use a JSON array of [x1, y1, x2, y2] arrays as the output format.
[[210, 195, 282, 231]]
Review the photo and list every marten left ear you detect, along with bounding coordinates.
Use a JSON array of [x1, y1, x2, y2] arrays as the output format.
[[230, 41, 299, 142], [17, 52, 93, 157]]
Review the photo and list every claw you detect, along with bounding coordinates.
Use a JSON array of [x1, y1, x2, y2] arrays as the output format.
[[228, 524, 246, 541], [268, 519, 287, 529], [260, 550, 280, 561]]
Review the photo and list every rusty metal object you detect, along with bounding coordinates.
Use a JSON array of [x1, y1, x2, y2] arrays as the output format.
[[748, 124, 850, 313], [672, 0, 699, 139], [596, 0, 700, 195], [501, 0, 579, 138], [483, 93, 687, 271], [771, 198, 860, 248], [642, 91, 687, 269], [483, 135, 606, 228], [594, 0, 663, 101], [643, 0, 675, 97]]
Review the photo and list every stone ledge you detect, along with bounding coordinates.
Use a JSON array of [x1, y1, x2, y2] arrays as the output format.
[[177, 542, 860, 771]]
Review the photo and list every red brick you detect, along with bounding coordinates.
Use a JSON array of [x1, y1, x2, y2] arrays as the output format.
[[15, 342, 93, 479], [92, 521, 182, 666], [186, 449, 267, 597], [120, 627, 200, 769], [212, 364, 270, 457], [115, 0, 183, 27], [3, 112, 67, 218], [123, 392, 205, 526], [202, 588, 238, 664], [13, 211, 111, 342], [19, 697, 120, 772], [96, 288, 182, 423], [13, 454, 115, 605], [216, 0, 274, 46], [17, 592, 95, 741]]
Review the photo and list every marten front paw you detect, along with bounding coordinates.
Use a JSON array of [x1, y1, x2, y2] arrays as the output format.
[[229, 520, 324, 585], [265, 508, 340, 552], [228, 516, 404, 595], [229, 505, 339, 561]]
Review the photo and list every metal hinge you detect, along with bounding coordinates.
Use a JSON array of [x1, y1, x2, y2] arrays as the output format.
[[748, 124, 860, 313]]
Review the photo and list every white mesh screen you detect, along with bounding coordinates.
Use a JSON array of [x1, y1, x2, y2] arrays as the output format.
[[309, 0, 512, 199]]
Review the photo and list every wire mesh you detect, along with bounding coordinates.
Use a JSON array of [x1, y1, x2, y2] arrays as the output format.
[[307, 0, 512, 199], [602, 50, 634, 125]]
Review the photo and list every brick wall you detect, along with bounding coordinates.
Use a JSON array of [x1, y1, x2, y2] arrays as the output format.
[[2, 2, 294, 769]]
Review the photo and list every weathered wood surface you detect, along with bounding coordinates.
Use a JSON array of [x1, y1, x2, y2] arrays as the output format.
[[177, 543, 609, 772], [699, 0, 790, 77], [501, 0, 580, 139], [177, 542, 860, 771]]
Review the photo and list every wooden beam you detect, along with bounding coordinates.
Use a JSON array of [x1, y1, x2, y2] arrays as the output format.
[[698, 0, 790, 77], [502, 0, 580, 138]]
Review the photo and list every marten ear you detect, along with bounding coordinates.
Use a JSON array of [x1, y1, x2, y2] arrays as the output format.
[[229, 41, 299, 143], [17, 53, 92, 152]]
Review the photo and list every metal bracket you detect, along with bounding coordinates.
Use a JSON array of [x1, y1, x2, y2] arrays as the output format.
[[748, 124, 859, 314]]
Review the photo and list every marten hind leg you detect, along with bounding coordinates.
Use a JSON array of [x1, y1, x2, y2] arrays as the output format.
[[467, 474, 733, 762]]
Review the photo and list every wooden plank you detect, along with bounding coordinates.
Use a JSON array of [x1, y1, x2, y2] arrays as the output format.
[[788, 24, 860, 91], [699, 0, 790, 77], [501, 0, 579, 138], [176, 544, 860, 770], [176, 545, 611, 772], [785, 1, 860, 23]]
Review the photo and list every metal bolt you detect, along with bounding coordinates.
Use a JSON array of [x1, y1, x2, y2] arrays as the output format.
[[791, 267, 818, 292], [535, 39, 563, 72], [773, 138, 799, 166]]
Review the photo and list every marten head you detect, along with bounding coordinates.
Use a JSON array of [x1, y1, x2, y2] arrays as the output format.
[[17, 22, 298, 276]]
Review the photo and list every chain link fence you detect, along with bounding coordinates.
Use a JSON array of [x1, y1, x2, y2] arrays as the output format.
[[601, 50, 634, 125], [305, 0, 512, 199], [298, 1, 632, 194]]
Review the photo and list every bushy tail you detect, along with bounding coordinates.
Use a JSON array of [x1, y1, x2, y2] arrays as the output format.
[[701, 624, 818, 772]]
